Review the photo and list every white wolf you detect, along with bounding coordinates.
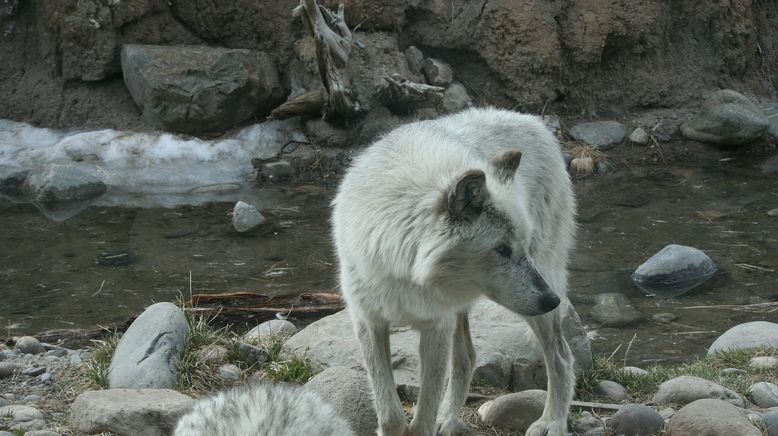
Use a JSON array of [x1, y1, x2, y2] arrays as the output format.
[[332, 107, 577, 436], [173, 382, 355, 436]]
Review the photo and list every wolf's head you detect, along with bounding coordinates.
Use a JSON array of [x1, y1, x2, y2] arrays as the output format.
[[419, 150, 561, 317]]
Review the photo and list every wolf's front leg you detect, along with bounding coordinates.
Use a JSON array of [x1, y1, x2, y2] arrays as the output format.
[[524, 308, 575, 436], [437, 312, 475, 436], [355, 318, 410, 436], [409, 317, 454, 436]]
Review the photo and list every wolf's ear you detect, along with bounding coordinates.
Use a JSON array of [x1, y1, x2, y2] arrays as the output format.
[[490, 150, 522, 183], [446, 170, 487, 221]]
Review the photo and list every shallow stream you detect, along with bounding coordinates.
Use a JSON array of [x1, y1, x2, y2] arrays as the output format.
[[1, 151, 777, 366]]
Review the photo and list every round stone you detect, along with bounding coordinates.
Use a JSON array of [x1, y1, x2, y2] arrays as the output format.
[[608, 404, 664, 436]]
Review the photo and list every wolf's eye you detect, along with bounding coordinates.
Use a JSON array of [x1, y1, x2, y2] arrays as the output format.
[[494, 243, 512, 258]]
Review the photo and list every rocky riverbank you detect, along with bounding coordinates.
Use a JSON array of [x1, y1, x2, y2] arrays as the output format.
[[2, 301, 777, 435]]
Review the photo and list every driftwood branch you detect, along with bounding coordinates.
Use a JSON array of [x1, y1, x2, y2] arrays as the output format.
[[269, 88, 326, 120], [187, 291, 345, 324], [293, 0, 359, 117], [377, 75, 445, 111]]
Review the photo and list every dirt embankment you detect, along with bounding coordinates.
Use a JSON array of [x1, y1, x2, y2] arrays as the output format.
[[0, 0, 776, 132]]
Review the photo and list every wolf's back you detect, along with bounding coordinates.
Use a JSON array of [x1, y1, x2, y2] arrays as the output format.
[[174, 383, 355, 436]]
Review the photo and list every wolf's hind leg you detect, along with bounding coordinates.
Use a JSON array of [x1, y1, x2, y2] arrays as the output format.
[[355, 318, 409, 436], [524, 308, 575, 436], [409, 317, 454, 436], [436, 312, 475, 436]]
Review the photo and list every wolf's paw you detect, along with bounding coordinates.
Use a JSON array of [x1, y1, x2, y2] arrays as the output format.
[[436, 418, 468, 435], [524, 418, 567, 436]]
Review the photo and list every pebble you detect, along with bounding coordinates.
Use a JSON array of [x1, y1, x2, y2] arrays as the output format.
[[751, 382, 778, 408], [23, 395, 41, 403], [720, 367, 747, 376], [218, 364, 242, 383], [232, 200, 266, 232], [572, 411, 604, 434], [629, 127, 650, 145], [261, 160, 295, 181], [45, 348, 68, 358], [196, 344, 229, 365], [39, 372, 52, 383], [237, 343, 270, 366], [421, 57, 453, 87], [652, 312, 677, 323], [594, 380, 628, 402], [15, 336, 45, 355], [622, 366, 649, 376], [0, 397, 9, 407], [750, 356, 778, 369], [590, 292, 643, 326], [244, 319, 298, 341], [768, 208, 778, 217], [608, 404, 664, 436], [477, 389, 546, 432], [0, 362, 17, 378], [23, 367, 46, 377]]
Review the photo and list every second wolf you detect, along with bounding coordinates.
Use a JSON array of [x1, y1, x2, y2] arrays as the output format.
[[332, 108, 577, 436]]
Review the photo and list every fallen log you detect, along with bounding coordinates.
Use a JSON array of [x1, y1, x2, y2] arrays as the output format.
[[187, 291, 345, 324]]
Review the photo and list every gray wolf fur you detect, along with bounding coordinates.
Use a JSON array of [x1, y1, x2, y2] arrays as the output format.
[[332, 107, 577, 436], [173, 382, 355, 436]]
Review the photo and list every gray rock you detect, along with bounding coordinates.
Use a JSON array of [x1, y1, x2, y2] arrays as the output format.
[[195, 344, 229, 366], [217, 364, 242, 383], [304, 366, 377, 436], [121, 44, 283, 134], [659, 407, 675, 419], [236, 343, 270, 366], [764, 155, 778, 174], [720, 368, 747, 376], [768, 208, 778, 217], [232, 201, 266, 232], [751, 382, 778, 408], [652, 376, 744, 407], [24, 431, 61, 436], [0, 165, 29, 197], [0, 405, 44, 422], [569, 121, 626, 150], [629, 127, 650, 145], [631, 244, 717, 297], [10, 419, 46, 432], [652, 312, 678, 323], [39, 373, 51, 383], [244, 320, 298, 341], [2, 349, 17, 359], [22, 165, 106, 210], [764, 410, 778, 436], [282, 298, 591, 396], [590, 293, 643, 327], [421, 57, 454, 87], [0, 362, 18, 378], [666, 398, 761, 436], [750, 356, 778, 369], [442, 83, 471, 113], [572, 411, 604, 435], [261, 161, 295, 181], [0, 398, 9, 407], [477, 389, 546, 432], [608, 404, 664, 436], [622, 366, 649, 376], [405, 46, 425, 76], [45, 348, 68, 358], [23, 367, 46, 377], [69, 389, 194, 436], [708, 321, 778, 355], [765, 102, 778, 141], [651, 120, 677, 142], [23, 395, 41, 403], [108, 302, 189, 389], [681, 89, 769, 146], [0, 431, 11, 436], [594, 380, 628, 402]]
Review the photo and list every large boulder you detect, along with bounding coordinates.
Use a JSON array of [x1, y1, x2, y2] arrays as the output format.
[[69, 389, 194, 436], [282, 298, 591, 397], [680, 89, 769, 146], [631, 244, 717, 297], [108, 302, 189, 389], [121, 44, 284, 134], [708, 321, 778, 355], [665, 398, 761, 436]]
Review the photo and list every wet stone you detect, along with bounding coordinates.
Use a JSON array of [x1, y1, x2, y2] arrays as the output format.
[[569, 121, 626, 150], [23, 367, 46, 377], [15, 336, 45, 355], [590, 293, 643, 327], [608, 404, 664, 436], [232, 201, 266, 233], [652, 312, 677, 323], [751, 382, 778, 408], [631, 244, 717, 297], [629, 127, 650, 145], [0, 362, 17, 378]]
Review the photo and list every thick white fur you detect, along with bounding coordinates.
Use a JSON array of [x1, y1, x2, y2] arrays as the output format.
[[332, 108, 577, 436], [173, 382, 355, 436]]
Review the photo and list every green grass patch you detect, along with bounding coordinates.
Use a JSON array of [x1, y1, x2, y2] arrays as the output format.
[[577, 347, 778, 403]]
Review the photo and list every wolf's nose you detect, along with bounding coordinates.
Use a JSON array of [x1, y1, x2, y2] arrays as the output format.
[[539, 292, 561, 313]]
